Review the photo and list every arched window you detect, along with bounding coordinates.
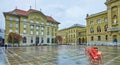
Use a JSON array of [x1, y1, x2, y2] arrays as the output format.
[[97, 26, 101, 32], [112, 15, 117, 24], [90, 27, 94, 33], [104, 25, 108, 32], [23, 37, 27, 43], [47, 38, 50, 43], [98, 36, 101, 41]]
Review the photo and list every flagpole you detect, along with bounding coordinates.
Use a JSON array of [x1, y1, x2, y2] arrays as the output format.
[[35, 0, 36, 9]]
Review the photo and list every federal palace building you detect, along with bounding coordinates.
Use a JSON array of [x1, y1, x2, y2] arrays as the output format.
[[59, 0, 120, 45]]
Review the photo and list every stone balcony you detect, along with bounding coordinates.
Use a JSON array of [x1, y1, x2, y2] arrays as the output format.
[[107, 26, 120, 32]]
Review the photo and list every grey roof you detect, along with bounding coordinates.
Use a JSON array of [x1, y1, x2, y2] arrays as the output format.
[[86, 10, 107, 19], [70, 24, 86, 28]]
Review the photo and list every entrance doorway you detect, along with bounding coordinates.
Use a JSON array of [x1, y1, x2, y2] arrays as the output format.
[[113, 35, 117, 45]]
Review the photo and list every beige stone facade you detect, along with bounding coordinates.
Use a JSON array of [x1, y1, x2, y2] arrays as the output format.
[[3, 9, 60, 45], [86, 0, 120, 44], [58, 24, 86, 45]]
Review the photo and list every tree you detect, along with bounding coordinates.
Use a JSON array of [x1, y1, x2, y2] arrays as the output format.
[[55, 36, 62, 45], [7, 32, 22, 46]]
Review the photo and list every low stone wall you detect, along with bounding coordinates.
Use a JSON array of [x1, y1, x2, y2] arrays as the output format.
[[87, 42, 120, 46]]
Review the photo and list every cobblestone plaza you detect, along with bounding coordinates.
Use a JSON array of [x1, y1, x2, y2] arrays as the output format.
[[0, 45, 120, 65]]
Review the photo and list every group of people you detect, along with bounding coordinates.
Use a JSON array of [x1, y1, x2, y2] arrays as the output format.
[[84, 46, 103, 65]]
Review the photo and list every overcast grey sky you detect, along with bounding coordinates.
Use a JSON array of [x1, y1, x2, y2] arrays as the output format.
[[0, 0, 106, 30]]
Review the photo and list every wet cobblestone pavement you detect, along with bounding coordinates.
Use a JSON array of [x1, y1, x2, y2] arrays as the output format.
[[0, 45, 120, 65]]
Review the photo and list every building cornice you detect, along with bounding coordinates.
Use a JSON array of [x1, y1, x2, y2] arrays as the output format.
[[86, 10, 107, 19], [105, 0, 119, 5]]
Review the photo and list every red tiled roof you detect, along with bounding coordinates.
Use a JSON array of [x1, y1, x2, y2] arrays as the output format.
[[5, 9, 39, 16], [47, 16, 60, 24], [7, 9, 27, 16], [27, 9, 39, 14], [4, 9, 60, 24]]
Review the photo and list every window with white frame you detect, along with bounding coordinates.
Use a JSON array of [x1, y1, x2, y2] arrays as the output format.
[[23, 30, 26, 33], [36, 31, 39, 35], [30, 31, 33, 34], [24, 24, 26, 28], [36, 26, 39, 30], [16, 18, 19, 21], [16, 30, 18, 33], [90, 21, 94, 25], [36, 21, 39, 24], [97, 19, 101, 24], [90, 27, 94, 33], [41, 31, 44, 35], [104, 18, 108, 22], [9, 17, 13, 20], [9, 23, 12, 28], [41, 27, 44, 30], [30, 25, 34, 29], [41, 22, 44, 25], [30, 20, 34, 23], [23, 19, 27, 22], [9, 29, 12, 32], [16, 24, 18, 28]]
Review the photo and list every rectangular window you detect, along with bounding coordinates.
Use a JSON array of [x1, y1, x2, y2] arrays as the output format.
[[31, 37, 33, 43], [16, 18, 19, 21], [106, 35, 108, 40], [41, 31, 44, 35], [23, 19, 27, 22], [16, 24, 18, 28], [97, 19, 101, 24], [41, 27, 44, 30], [23, 30, 26, 34], [30, 25, 34, 29], [16, 30, 18, 33], [90, 21, 94, 25], [91, 36, 94, 41], [30, 31, 33, 34], [41, 37, 44, 43], [9, 29, 12, 32], [24, 24, 26, 28], [10, 17, 13, 20], [36, 31, 39, 35], [104, 18, 108, 22], [9, 23, 12, 28], [98, 36, 101, 41], [36, 21, 39, 24], [36, 26, 39, 30], [41, 22, 44, 25], [30, 20, 34, 23], [47, 27, 49, 35]]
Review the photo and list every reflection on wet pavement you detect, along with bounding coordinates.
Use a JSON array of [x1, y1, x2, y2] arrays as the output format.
[[0, 45, 120, 65]]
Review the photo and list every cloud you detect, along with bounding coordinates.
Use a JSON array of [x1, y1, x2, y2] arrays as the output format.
[[0, 0, 106, 29]]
